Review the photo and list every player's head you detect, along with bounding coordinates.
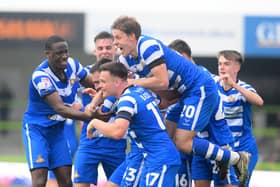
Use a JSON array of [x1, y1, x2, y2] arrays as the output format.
[[93, 31, 117, 61], [217, 50, 243, 78], [168, 39, 192, 59], [90, 58, 113, 91], [45, 35, 69, 70], [111, 16, 141, 57], [99, 62, 128, 98]]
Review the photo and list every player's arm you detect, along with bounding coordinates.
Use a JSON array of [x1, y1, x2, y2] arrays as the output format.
[[83, 89, 104, 109], [219, 74, 264, 106], [165, 120, 177, 139], [79, 73, 94, 88], [232, 83, 264, 106], [128, 60, 169, 90], [44, 91, 93, 121], [87, 117, 129, 140]]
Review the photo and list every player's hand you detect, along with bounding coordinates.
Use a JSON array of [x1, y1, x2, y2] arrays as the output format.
[[93, 109, 113, 122], [83, 106, 95, 119], [82, 88, 97, 97], [128, 71, 135, 79], [159, 97, 179, 109], [85, 103, 97, 113], [218, 74, 235, 87], [86, 120, 95, 139], [72, 102, 82, 110]]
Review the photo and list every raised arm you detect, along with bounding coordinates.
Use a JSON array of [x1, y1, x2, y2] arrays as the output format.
[[128, 62, 169, 90], [44, 91, 93, 121]]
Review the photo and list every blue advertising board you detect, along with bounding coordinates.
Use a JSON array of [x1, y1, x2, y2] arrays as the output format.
[[244, 16, 280, 57]]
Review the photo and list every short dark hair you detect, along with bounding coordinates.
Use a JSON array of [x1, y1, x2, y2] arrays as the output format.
[[45, 35, 66, 50], [90, 58, 113, 74], [99, 62, 128, 80], [94, 31, 113, 43], [217, 50, 243, 65], [111, 16, 141, 39], [168, 39, 192, 57]]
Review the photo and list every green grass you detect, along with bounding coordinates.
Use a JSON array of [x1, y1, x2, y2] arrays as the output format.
[[0, 154, 280, 171], [256, 162, 280, 171], [0, 155, 27, 163], [0, 121, 21, 130]]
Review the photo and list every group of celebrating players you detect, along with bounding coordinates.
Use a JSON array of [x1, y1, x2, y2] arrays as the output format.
[[22, 15, 264, 187]]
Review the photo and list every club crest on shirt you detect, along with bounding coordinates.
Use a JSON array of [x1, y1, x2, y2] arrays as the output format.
[[38, 77, 52, 91], [35, 155, 45, 163], [140, 60, 146, 68], [228, 95, 235, 102], [74, 170, 80, 178], [70, 78, 75, 86]]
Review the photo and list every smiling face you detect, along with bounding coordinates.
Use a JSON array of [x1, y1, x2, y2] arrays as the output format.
[[218, 55, 240, 80], [99, 70, 119, 98], [112, 29, 138, 58], [94, 38, 117, 61], [92, 71, 101, 91], [46, 41, 69, 71]]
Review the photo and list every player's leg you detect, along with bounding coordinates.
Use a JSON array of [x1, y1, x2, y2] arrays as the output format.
[[175, 155, 192, 187], [48, 124, 72, 187], [111, 152, 144, 187], [46, 171, 58, 187], [30, 168, 49, 187], [140, 164, 180, 187], [165, 102, 183, 138], [192, 154, 212, 187], [73, 146, 100, 186], [46, 119, 77, 187], [235, 142, 258, 187], [175, 88, 250, 186], [165, 103, 192, 187], [246, 149, 258, 187], [53, 166, 72, 187], [175, 88, 237, 162], [22, 123, 50, 187], [102, 150, 126, 179], [64, 119, 78, 157], [105, 161, 126, 187]]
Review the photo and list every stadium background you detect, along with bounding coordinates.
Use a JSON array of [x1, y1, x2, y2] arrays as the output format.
[[0, 0, 279, 186]]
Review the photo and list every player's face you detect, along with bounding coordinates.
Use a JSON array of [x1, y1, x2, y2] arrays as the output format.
[[93, 38, 117, 61], [112, 29, 137, 57], [218, 55, 240, 79], [47, 41, 69, 71], [92, 71, 101, 91], [99, 71, 118, 98]]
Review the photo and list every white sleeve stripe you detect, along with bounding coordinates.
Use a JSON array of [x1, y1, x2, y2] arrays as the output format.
[[68, 57, 76, 73], [145, 50, 163, 65], [118, 106, 134, 115], [32, 71, 48, 79], [119, 95, 136, 104]]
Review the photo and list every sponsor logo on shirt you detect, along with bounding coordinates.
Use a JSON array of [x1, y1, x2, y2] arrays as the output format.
[[228, 95, 235, 102], [35, 155, 45, 163], [74, 170, 80, 178]]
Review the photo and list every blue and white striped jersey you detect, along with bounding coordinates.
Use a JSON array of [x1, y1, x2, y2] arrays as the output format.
[[196, 74, 234, 146], [217, 80, 257, 149], [116, 85, 180, 166], [118, 35, 214, 97], [23, 57, 87, 127]]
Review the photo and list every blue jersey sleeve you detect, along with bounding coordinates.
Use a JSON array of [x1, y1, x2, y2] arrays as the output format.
[[32, 72, 56, 97]]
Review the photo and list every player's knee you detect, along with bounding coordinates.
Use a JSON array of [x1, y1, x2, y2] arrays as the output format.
[[32, 175, 48, 187], [31, 169, 48, 187], [57, 178, 72, 187]]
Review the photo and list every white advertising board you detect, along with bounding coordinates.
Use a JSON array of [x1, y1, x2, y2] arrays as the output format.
[[0, 162, 279, 187], [85, 11, 242, 56]]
